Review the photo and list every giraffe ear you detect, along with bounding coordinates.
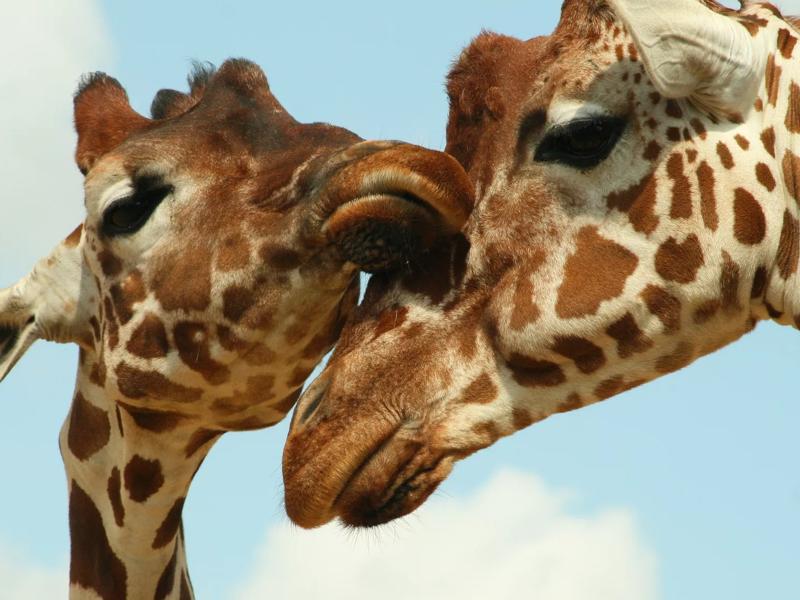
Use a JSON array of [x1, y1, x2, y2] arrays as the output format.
[[74, 73, 152, 174], [0, 291, 39, 382], [322, 143, 474, 273], [607, 0, 768, 116], [0, 225, 92, 382]]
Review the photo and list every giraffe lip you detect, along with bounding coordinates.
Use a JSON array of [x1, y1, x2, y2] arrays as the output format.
[[332, 441, 455, 527]]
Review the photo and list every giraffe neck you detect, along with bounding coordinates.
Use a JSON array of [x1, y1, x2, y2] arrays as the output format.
[[61, 349, 213, 600]]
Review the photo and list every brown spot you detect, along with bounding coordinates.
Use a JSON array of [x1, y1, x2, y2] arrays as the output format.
[[556, 227, 638, 319], [665, 100, 682, 118], [126, 313, 169, 358], [273, 388, 302, 414], [606, 174, 659, 234], [778, 28, 797, 59], [107, 467, 124, 527], [755, 97, 764, 112], [90, 357, 107, 387], [693, 300, 720, 324], [755, 163, 777, 192], [512, 407, 535, 430], [217, 325, 248, 352], [556, 393, 584, 414], [716, 142, 734, 169], [123, 454, 164, 502], [215, 230, 251, 272], [104, 297, 119, 349], [109, 270, 147, 325], [765, 54, 782, 107], [686, 149, 698, 163], [551, 336, 606, 374], [751, 266, 768, 299], [615, 44, 624, 62], [222, 286, 254, 323], [762, 127, 776, 158], [119, 402, 187, 432], [734, 135, 750, 150], [667, 127, 681, 142], [627, 43, 638, 61], [720, 251, 742, 312], [509, 252, 545, 330], [689, 119, 707, 140], [152, 244, 213, 312], [115, 406, 123, 437], [606, 313, 653, 358], [782, 150, 800, 205], [696, 161, 719, 231], [65, 224, 83, 247], [643, 140, 661, 161], [154, 544, 178, 600], [152, 497, 185, 549], [69, 482, 127, 599], [655, 235, 704, 283], [97, 249, 122, 277], [259, 243, 302, 270], [507, 354, 565, 388], [180, 573, 192, 600], [185, 429, 220, 458], [460, 372, 498, 404], [594, 376, 626, 400], [472, 421, 501, 445], [173, 321, 230, 385], [641, 285, 681, 334], [656, 341, 694, 374], [67, 392, 111, 461], [115, 362, 203, 403], [787, 82, 800, 133], [667, 153, 692, 219], [733, 188, 766, 245], [777, 210, 800, 279]]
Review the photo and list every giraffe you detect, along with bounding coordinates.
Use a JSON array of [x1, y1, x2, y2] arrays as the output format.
[[282, 0, 800, 530], [0, 58, 472, 599]]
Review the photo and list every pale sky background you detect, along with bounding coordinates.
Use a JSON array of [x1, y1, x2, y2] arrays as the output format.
[[1, 1, 799, 599]]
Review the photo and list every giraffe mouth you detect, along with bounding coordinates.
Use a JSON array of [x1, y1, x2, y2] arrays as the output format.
[[333, 442, 456, 527], [283, 417, 456, 529]]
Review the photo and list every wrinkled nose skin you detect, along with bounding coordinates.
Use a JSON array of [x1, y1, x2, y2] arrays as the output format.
[[283, 145, 475, 529]]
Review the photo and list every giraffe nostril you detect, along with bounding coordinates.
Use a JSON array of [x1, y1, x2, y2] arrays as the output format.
[[292, 374, 330, 429]]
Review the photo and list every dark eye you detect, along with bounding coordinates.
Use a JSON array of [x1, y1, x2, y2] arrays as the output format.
[[102, 184, 172, 236], [534, 116, 626, 170]]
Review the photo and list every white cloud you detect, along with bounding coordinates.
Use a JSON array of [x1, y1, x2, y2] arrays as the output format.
[[0, 541, 66, 600], [234, 470, 659, 600], [0, 0, 111, 283]]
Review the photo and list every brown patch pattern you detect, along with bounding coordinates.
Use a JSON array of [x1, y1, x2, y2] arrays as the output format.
[[733, 188, 766, 245], [123, 454, 165, 502], [655, 235, 704, 283], [67, 392, 111, 461], [556, 227, 638, 318]]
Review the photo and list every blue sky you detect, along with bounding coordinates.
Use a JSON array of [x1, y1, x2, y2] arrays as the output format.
[[1, 1, 799, 598]]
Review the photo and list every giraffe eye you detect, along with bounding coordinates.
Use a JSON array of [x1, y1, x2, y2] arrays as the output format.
[[535, 116, 626, 170], [102, 184, 172, 236]]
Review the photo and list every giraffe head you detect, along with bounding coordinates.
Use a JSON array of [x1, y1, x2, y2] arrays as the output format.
[[283, 0, 800, 528], [0, 58, 473, 431]]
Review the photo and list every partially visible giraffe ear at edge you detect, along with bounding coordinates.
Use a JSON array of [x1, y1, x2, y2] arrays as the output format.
[[0, 286, 39, 383], [607, 0, 769, 116], [321, 143, 474, 273], [0, 225, 92, 382]]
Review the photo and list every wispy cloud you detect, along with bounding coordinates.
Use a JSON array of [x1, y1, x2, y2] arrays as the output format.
[[0, 541, 66, 600], [0, 0, 111, 283], [233, 470, 659, 600]]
